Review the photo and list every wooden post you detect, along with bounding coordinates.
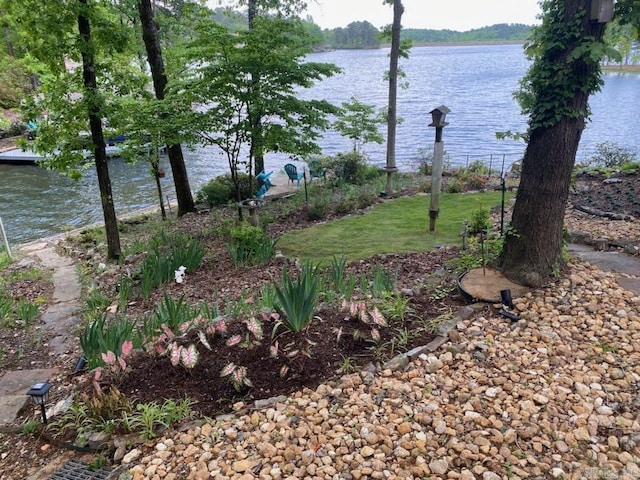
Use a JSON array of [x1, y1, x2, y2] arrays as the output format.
[[0, 216, 11, 259], [429, 135, 445, 232]]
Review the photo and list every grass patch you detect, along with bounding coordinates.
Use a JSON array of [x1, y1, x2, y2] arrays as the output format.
[[278, 192, 512, 264]]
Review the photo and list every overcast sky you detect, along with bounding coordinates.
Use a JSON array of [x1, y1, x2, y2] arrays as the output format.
[[303, 0, 541, 31]]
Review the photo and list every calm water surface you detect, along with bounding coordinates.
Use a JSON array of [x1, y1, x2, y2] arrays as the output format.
[[1, 44, 638, 245]]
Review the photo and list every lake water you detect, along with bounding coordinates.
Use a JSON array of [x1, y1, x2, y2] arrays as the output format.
[[1, 44, 639, 246]]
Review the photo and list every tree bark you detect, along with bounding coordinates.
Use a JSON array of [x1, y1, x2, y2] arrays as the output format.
[[499, 0, 607, 286], [385, 0, 403, 195], [137, 0, 195, 216], [247, 0, 265, 176], [78, 0, 121, 260]]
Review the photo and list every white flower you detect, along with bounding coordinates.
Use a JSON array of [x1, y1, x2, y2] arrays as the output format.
[[174, 265, 186, 284]]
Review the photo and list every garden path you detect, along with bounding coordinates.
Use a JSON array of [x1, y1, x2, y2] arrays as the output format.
[[0, 239, 80, 432]]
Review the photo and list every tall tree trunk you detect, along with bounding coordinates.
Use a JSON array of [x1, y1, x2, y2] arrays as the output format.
[[78, 0, 121, 260], [385, 0, 403, 195], [248, 0, 264, 176], [500, 0, 607, 286], [137, 0, 195, 217]]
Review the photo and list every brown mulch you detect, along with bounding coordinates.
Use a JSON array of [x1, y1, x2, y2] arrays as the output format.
[[570, 171, 640, 218]]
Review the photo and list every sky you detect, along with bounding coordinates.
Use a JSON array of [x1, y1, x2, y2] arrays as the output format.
[[302, 0, 541, 31]]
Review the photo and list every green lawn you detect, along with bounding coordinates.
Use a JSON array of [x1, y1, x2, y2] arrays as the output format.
[[278, 191, 512, 264]]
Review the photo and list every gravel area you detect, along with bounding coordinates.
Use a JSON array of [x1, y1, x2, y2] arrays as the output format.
[[124, 256, 640, 480]]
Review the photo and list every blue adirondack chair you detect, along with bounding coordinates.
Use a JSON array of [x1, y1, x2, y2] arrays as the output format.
[[256, 170, 274, 198], [284, 163, 303, 186], [308, 160, 325, 182]]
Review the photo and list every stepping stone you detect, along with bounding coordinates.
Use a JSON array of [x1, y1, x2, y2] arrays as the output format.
[[0, 369, 57, 426]]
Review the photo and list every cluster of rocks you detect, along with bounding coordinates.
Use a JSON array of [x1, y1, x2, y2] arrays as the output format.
[[565, 209, 639, 255], [123, 259, 640, 480]]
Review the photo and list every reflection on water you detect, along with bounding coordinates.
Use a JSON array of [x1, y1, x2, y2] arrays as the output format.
[[1, 44, 639, 246]]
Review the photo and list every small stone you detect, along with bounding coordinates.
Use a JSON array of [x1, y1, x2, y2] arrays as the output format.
[[122, 449, 141, 464], [429, 459, 448, 475], [573, 427, 590, 442], [361, 446, 375, 457], [482, 472, 501, 480], [610, 368, 625, 380]]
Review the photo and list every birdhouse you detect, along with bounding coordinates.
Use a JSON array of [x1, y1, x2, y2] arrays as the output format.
[[429, 106, 451, 128], [590, 0, 614, 23]]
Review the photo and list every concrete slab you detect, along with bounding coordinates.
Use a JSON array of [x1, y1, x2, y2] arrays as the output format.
[[569, 244, 640, 294], [569, 244, 640, 277], [0, 369, 57, 396], [52, 265, 80, 303], [617, 277, 640, 295], [33, 247, 74, 269]]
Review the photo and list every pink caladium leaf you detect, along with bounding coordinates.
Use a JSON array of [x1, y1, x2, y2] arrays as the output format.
[[121, 340, 133, 357], [198, 330, 212, 350], [161, 323, 175, 340], [349, 301, 358, 317], [245, 317, 263, 341], [118, 357, 127, 371], [244, 295, 255, 304], [220, 362, 236, 377], [102, 351, 116, 366], [226, 334, 242, 347], [206, 325, 217, 335], [215, 319, 228, 335], [155, 342, 166, 355], [94, 367, 103, 382], [170, 344, 182, 367], [181, 344, 199, 369], [179, 321, 191, 334], [279, 365, 289, 378], [370, 328, 381, 343], [269, 341, 279, 358], [369, 307, 387, 327]]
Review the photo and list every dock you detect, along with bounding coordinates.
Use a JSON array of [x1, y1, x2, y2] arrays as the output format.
[[0, 145, 124, 165]]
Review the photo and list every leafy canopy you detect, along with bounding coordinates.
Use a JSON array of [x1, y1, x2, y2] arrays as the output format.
[[170, 15, 340, 172]]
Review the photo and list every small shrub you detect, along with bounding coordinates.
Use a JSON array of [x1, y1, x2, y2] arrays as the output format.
[[445, 178, 464, 193], [308, 198, 330, 220], [464, 173, 489, 191], [227, 223, 276, 266], [196, 173, 258, 207], [324, 151, 370, 185], [469, 207, 492, 235], [334, 199, 356, 215], [587, 142, 637, 168]]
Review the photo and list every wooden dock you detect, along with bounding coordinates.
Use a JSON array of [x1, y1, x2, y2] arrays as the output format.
[[0, 145, 124, 165]]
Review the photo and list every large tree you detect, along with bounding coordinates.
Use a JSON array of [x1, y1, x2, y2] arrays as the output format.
[[499, 0, 611, 286], [2, 0, 136, 259], [219, 0, 308, 175], [137, 0, 195, 217], [383, 0, 404, 195], [171, 15, 338, 209]]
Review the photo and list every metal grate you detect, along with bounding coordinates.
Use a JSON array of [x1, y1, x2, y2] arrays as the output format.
[[48, 460, 115, 480]]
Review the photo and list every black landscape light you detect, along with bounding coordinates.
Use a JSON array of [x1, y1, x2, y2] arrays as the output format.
[[26, 382, 52, 424], [500, 289, 514, 309]]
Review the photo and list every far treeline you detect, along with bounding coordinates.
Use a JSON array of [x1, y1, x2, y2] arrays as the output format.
[[322, 22, 533, 49], [212, 9, 532, 49]]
